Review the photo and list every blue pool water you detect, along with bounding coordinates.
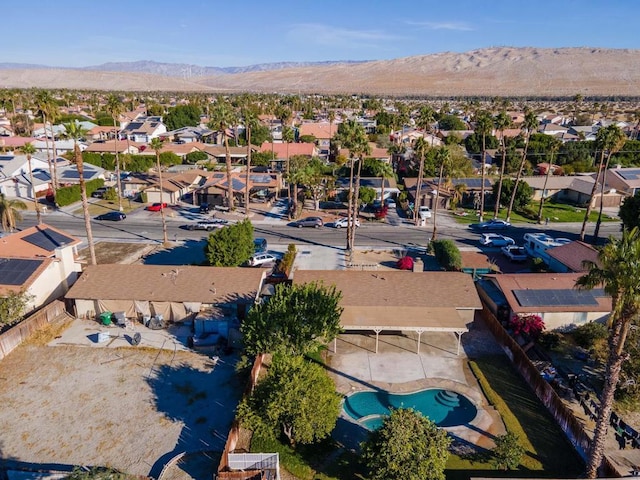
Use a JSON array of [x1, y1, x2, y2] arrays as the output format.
[[343, 389, 477, 430]]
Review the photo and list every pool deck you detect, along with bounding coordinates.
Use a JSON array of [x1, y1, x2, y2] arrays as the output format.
[[326, 315, 507, 451]]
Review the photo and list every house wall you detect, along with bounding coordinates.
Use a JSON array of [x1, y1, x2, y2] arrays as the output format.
[[539, 311, 609, 331], [27, 260, 79, 310]]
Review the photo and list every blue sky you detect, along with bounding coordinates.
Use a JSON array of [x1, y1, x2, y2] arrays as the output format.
[[6, 0, 638, 68]]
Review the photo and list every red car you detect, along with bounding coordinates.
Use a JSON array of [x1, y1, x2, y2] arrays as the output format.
[[146, 202, 167, 212]]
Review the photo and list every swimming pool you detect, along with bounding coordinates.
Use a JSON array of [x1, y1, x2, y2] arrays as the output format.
[[343, 389, 477, 430]]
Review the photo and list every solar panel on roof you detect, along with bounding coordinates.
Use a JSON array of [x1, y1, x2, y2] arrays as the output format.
[[0, 258, 43, 286], [513, 289, 600, 307], [22, 228, 74, 252], [249, 175, 272, 184], [618, 169, 640, 181]]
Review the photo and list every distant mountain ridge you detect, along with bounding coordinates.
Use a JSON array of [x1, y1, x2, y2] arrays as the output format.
[[0, 59, 368, 77], [0, 47, 639, 96]]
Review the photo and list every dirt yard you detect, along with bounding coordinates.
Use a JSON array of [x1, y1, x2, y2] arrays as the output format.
[[77, 241, 157, 265], [0, 333, 244, 478]]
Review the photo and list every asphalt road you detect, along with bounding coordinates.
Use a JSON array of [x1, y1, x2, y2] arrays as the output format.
[[18, 208, 622, 251]]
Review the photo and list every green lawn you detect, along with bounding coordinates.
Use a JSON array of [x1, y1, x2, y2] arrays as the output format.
[[73, 198, 142, 216], [248, 354, 584, 479], [453, 201, 618, 225]]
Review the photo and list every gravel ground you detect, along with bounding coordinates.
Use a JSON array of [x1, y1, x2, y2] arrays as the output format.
[[0, 339, 243, 478]]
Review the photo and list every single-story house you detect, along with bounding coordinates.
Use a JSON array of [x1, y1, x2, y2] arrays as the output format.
[[520, 175, 624, 208], [476, 273, 611, 331], [335, 176, 399, 202], [161, 126, 214, 143], [120, 116, 167, 143], [259, 142, 318, 170], [200, 145, 254, 165], [0, 224, 81, 311], [65, 265, 266, 323], [84, 140, 140, 155], [404, 177, 493, 209], [195, 171, 282, 207], [603, 166, 640, 196], [144, 169, 209, 204], [292, 270, 482, 354], [547, 241, 600, 273]]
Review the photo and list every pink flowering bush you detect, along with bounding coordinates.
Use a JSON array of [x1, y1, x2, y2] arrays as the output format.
[[509, 314, 545, 339]]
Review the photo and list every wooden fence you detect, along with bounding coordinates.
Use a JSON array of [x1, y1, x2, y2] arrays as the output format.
[[0, 300, 66, 361], [480, 306, 619, 477]]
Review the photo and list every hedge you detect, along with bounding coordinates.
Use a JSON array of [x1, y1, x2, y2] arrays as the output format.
[[55, 178, 104, 206], [430, 239, 462, 271]]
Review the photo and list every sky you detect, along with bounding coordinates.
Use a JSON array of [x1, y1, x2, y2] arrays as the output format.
[[5, 0, 639, 68]]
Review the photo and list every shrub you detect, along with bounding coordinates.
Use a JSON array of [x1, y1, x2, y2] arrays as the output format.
[[538, 331, 562, 350], [102, 188, 118, 202], [430, 239, 462, 271], [492, 432, 525, 470], [509, 314, 545, 339], [55, 179, 104, 206], [572, 321, 608, 349], [184, 151, 209, 164], [280, 244, 297, 275]]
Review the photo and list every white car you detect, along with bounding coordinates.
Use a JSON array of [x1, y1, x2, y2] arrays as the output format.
[[501, 245, 528, 262], [248, 253, 278, 267], [479, 233, 515, 247], [418, 206, 432, 219], [333, 217, 360, 229]]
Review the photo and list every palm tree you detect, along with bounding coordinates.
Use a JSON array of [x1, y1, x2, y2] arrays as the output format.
[[493, 111, 512, 218], [579, 125, 627, 242], [34, 90, 57, 192], [21, 142, 41, 224], [451, 183, 467, 210], [413, 137, 429, 226], [61, 122, 96, 265], [536, 140, 561, 224], [505, 109, 538, 222], [576, 227, 640, 478], [282, 125, 296, 205], [431, 147, 451, 241], [106, 94, 124, 212], [367, 159, 395, 207], [474, 110, 493, 222], [417, 105, 436, 147], [243, 109, 258, 214], [150, 137, 169, 245], [593, 126, 627, 241], [0, 193, 27, 232], [208, 98, 238, 210]]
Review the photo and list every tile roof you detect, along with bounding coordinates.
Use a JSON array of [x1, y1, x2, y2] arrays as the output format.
[[298, 122, 335, 139], [292, 270, 481, 330], [485, 273, 611, 314], [259, 142, 316, 157], [85, 140, 138, 153], [66, 265, 265, 303], [547, 241, 600, 272]]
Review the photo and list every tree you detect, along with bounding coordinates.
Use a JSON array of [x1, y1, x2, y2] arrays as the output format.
[[34, 90, 58, 192], [21, 142, 41, 224], [150, 137, 169, 245], [0, 194, 26, 232], [493, 110, 512, 218], [431, 147, 450, 241], [438, 114, 467, 131], [536, 139, 561, 223], [106, 94, 124, 212], [164, 104, 202, 130], [361, 408, 451, 480], [505, 109, 538, 222], [619, 192, 640, 231], [299, 158, 329, 210], [237, 355, 341, 446], [365, 158, 394, 207], [473, 110, 493, 222], [593, 125, 627, 241], [242, 108, 259, 213], [208, 98, 237, 209], [61, 122, 96, 265], [492, 432, 525, 470], [287, 154, 310, 217], [282, 125, 296, 205], [493, 178, 533, 213], [413, 137, 429, 225], [203, 218, 254, 267], [576, 227, 640, 478], [241, 282, 342, 356]]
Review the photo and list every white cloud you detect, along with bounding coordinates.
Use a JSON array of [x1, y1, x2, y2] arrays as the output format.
[[287, 23, 402, 49], [407, 21, 474, 32]]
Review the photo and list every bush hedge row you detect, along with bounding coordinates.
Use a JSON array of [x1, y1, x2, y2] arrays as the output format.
[[430, 239, 462, 271], [55, 178, 104, 206]]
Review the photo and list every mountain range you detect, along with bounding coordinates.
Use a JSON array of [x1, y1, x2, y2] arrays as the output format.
[[0, 47, 639, 97]]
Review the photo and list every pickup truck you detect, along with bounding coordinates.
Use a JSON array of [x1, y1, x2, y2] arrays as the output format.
[[184, 220, 228, 231], [501, 245, 528, 262]]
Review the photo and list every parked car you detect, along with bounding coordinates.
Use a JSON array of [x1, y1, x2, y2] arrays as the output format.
[[418, 206, 432, 219], [385, 197, 397, 208], [91, 187, 109, 198], [333, 217, 360, 229], [291, 216, 323, 228], [248, 253, 278, 267], [501, 245, 528, 262], [253, 238, 268, 253], [471, 219, 511, 230], [480, 233, 515, 247], [199, 202, 211, 213], [146, 202, 168, 212], [184, 220, 227, 231], [96, 211, 126, 221]]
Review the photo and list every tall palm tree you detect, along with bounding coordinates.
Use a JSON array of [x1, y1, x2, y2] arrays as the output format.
[[505, 109, 538, 222], [431, 147, 451, 241], [536, 140, 560, 224], [61, 122, 96, 265], [368, 158, 395, 207], [106, 94, 125, 212], [21, 142, 41, 224], [335, 120, 370, 251], [150, 137, 169, 245], [474, 110, 493, 222], [412, 137, 429, 226], [580, 125, 627, 242], [493, 111, 512, 218], [0, 193, 27, 232], [593, 125, 627, 241], [417, 105, 436, 147], [208, 98, 238, 210], [577, 227, 640, 478], [243, 109, 258, 214], [34, 90, 57, 192]]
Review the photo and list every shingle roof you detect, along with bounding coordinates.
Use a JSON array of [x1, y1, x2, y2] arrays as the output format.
[[547, 241, 600, 273], [65, 265, 265, 303]]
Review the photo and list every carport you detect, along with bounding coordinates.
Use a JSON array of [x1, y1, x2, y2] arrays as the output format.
[[292, 270, 482, 355]]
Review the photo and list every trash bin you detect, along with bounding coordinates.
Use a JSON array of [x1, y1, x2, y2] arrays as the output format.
[[99, 312, 113, 326]]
